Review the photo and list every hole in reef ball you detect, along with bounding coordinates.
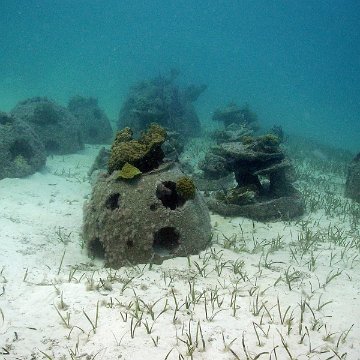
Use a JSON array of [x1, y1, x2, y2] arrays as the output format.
[[156, 181, 184, 210], [149, 203, 158, 211], [105, 193, 120, 210], [153, 227, 180, 256], [126, 240, 134, 248], [9, 139, 33, 161], [90, 238, 105, 259]]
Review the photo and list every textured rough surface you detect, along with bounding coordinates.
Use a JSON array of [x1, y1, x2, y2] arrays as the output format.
[[199, 152, 231, 180], [207, 195, 304, 221], [176, 176, 196, 200], [87, 131, 184, 179], [162, 131, 185, 161], [193, 173, 235, 192], [108, 124, 166, 174], [211, 123, 253, 144], [204, 134, 304, 220], [117, 71, 206, 138], [83, 164, 212, 268], [213, 137, 284, 164], [68, 96, 113, 144], [0, 112, 46, 179], [212, 103, 260, 131], [11, 97, 84, 154], [345, 153, 360, 203], [117, 162, 142, 179], [88, 147, 110, 177]]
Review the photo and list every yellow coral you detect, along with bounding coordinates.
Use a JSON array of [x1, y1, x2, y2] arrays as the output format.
[[176, 176, 196, 200], [240, 133, 280, 152], [258, 134, 280, 146], [240, 135, 254, 145], [140, 123, 166, 146], [114, 127, 133, 143], [117, 162, 142, 180], [108, 123, 166, 174]]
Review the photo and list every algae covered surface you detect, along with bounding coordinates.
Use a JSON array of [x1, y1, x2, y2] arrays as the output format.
[[0, 2, 359, 359]]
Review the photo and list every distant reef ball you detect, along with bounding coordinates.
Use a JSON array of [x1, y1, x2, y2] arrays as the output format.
[[11, 97, 84, 155], [68, 96, 113, 144], [0, 112, 46, 180], [117, 69, 207, 138], [345, 152, 360, 203]]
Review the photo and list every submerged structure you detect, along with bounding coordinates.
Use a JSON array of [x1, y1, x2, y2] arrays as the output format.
[[206, 134, 304, 221], [212, 102, 260, 131], [83, 124, 211, 268], [345, 152, 360, 203], [68, 96, 113, 144], [0, 112, 46, 180], [117, 70, 206, 138], [11, 97, 84, 154]]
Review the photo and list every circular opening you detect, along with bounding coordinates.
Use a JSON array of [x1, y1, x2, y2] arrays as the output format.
[[9, 139, 33, 161], [149, 203, 158, 211], [89, 238, 105, 259], [0, 113, 13, 125], [153, 227, 180, 256], [105, 193, 120, 210], [156, 181, 184, 210], [126, 240, 134, 248]]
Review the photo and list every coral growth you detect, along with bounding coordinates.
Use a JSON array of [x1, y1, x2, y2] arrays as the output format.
[[240, 134, 280, 152], [176, 176, 196, 201], [83, 164, 211, 268], [108, 123, 166, 174], [204, 132, 304, 220], [215, 186, 257, 206], [117, 162, 142, 180]]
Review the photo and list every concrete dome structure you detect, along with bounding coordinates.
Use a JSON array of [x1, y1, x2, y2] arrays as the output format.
[[83, 164, 211, 268]]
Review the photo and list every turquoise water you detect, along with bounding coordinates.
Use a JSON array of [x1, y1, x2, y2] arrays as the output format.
[[1, 0, 359, 150]]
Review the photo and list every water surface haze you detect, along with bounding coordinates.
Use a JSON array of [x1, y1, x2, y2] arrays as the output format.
[[0, 0, 359, 150]]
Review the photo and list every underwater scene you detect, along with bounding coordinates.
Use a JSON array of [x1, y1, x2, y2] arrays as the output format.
[[0, 1, 359, 359]]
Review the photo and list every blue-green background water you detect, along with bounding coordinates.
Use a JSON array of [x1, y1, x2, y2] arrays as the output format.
[[1, 0, 359, 151]]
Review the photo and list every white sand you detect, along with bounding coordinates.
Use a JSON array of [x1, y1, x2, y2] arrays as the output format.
[[0, 145, 359, 359]]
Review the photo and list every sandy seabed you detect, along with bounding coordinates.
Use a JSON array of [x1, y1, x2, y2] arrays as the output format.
[[0, 144, 359, 360]]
